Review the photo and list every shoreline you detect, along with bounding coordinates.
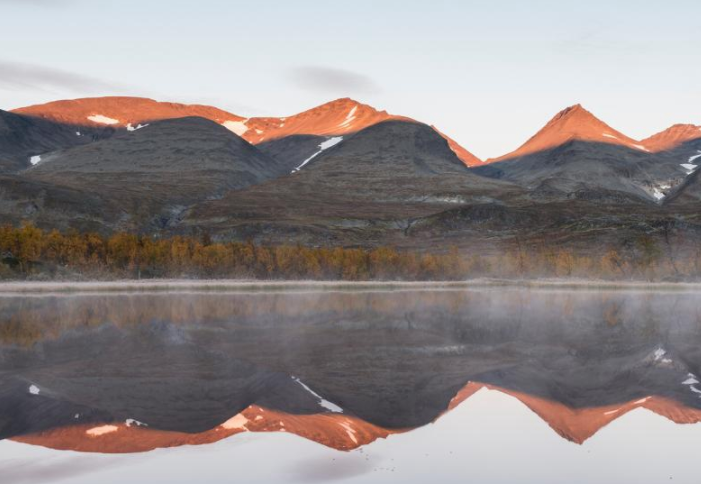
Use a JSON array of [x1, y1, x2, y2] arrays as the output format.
[[1, 278, 701, 294]]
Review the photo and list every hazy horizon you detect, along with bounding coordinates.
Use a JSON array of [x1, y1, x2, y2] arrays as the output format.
[[1, 0, 699, 159]]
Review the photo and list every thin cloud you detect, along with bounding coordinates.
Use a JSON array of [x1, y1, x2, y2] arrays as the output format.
[[287, 66, 381, 95], [0, 60, 124, 95], [0, 0, 77, 5]]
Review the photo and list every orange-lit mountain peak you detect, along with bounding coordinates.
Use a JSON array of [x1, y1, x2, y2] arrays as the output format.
[[489, 104, 649, 162], [241, 97, 407, 144], [11, 96, 483, 167], [13, 96, 245, 128], [641, 123, 701, 152]]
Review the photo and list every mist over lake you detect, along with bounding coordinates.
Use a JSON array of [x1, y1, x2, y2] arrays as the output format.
[[1, 285, 700, 483]]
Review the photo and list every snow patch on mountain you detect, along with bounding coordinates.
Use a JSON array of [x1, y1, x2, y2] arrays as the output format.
[[338, 106, 358, 129], [222, 120, 248, 136], [292, 136, 344, 173], [318, 137, 344, 151], [409, 195, 468, 204], [603, 133, 649, 151], [88, 114, 119, 125], [681, 163, 697, 174], [29, 155, 42, 165], [679, 152, 701, 175], [650, 183, 672, 202]]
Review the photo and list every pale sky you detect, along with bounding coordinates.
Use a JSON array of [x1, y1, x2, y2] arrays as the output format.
[[1, 0, 699, 159]]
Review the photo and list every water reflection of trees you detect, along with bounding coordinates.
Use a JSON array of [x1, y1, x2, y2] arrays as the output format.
[[1, 290, 700, 347]]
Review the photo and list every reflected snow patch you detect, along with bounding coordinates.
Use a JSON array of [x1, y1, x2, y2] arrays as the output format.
[[126, 419, 147, 427], [87, 115, 119, 125], [292, 376, 343, 413], [86, 425, 119, 437]]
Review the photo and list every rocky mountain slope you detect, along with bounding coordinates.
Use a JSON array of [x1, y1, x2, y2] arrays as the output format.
[[489, 104, 649, 163], [642, 124, 701, 152], [13, 96, 482, 167], [474, 105, 698, 204], [1, 95, 699, 255], [181, 120, 525, 246], [0, 109, 108, 173], [23, 117, 286, 230]]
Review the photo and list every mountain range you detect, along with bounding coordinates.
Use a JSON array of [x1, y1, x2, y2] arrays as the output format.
[[2, 96, 700, 255]]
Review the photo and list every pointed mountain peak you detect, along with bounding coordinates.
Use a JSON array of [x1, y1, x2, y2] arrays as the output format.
[[641, 123, 701, 152], [552, 103, 602, 122], [489, 104, 648, 162], [241, 98, 405, 144], [300, 97, 385, 119], [558, 103, 585, 115], [324, 97, 366, 108], [545, 103, 605, 129]]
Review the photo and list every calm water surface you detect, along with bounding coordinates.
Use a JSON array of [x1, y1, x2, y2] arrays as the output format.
[[0, 286, 700, 483]]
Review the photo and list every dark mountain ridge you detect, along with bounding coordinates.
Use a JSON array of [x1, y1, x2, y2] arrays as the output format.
[[22, 117, 287, 230], [0, 109, 111, 174]]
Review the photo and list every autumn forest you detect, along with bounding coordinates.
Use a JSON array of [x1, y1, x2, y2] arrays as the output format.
[[1, 224, 699, 281]]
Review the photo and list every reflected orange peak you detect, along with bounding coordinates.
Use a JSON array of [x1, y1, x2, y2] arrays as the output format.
[[12, 405, 402, 454], [447, 382, 701, 444], [12, 383, 701, 454]]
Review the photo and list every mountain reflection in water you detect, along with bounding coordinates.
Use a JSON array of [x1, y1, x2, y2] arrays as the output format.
[[0, 287, 700, 456]]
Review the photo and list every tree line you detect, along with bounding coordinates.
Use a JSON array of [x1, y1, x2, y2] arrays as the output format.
[[0, 224, 698, 281]]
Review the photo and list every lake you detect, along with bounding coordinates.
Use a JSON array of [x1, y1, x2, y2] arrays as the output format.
[[1, 284, 700, 483]]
